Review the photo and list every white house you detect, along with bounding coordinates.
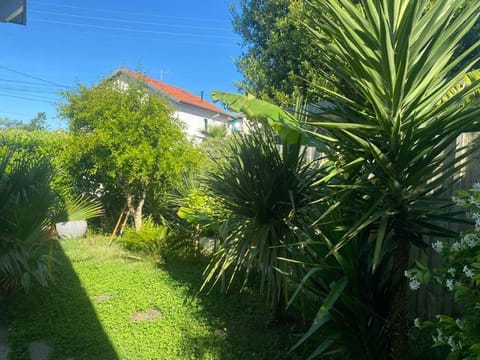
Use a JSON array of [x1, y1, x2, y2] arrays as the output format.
[[108, 68, 233, 141]]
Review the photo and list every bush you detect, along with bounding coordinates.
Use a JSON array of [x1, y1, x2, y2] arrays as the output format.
[[119, 216, 168, 257], [0, 151, 57, 293]]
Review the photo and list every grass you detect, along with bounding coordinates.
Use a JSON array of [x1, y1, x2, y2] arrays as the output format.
[[4, 237, 305, 359]]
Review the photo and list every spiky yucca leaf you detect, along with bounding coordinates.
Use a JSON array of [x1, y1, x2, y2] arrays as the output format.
[[202, 125, 323, 314], [294, 0, 480, 357]]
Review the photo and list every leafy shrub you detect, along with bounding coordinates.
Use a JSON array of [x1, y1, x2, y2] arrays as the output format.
[[119, 216, 168, 257], [0, 151, 57, 292], [409, 184, 480, 359]]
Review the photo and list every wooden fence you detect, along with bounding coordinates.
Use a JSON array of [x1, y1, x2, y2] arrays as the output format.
[[412, 132, 480, 318]]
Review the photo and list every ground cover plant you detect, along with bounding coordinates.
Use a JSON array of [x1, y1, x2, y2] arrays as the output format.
[[5, 237, 305, 359]]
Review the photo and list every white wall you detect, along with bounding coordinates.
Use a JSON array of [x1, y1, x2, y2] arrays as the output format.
[[115, 77, 229, 142], [175, 102, 229, 142]]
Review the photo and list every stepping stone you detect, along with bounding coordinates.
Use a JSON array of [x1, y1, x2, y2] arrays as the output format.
[[28, 340, 52, 360], [93, 294, 115, 304], [0, 325, 9, 360], [130, 308, 163, 322]]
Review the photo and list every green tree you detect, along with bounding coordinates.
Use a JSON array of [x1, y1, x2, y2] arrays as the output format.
[[0, 112, 48, 131], [59, 82, 200, 232], [232, 0, 327, 106], [232, 0, 479, 106]]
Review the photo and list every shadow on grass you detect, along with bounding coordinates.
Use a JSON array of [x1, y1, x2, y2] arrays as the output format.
[[5, 240, 119, 360], [160, 255, 306, 360]]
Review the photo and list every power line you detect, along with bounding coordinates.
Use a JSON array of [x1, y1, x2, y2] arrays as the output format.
[[0, 65, 72, 88], [31, 9, 232, 32], [0, 87, 59, 99], [33, 19, 239, 41], [0, 93, 55, 103], [33, 1, 232, 24], [0, 110, 39, 117], [0, 78, 69, 88]]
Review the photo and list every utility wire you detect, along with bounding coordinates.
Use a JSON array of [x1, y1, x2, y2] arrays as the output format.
[[0, 110, 38, 117], [0, 88, 59, 99], [0, 93, 55, 103], [27, 21, 236, 48], [0, 65, 72, 88], [31, 9, 232, 32], [33, 1, 231, 24], [33, 19, 239, 40], [0, 78, 69, 88]]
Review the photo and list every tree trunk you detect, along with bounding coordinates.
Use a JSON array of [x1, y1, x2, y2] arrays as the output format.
[[385, 234, 411, 360], [126, 191, 146, 232]]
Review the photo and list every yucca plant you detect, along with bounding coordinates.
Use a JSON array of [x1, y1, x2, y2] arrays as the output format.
[[213, 0, 479, 357], [298, 0, 480, 358], [202, 125, 323, 318], [0, 151, 57, 292]]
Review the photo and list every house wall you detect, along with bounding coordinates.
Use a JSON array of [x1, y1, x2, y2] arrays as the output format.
[[175, 102, 229, 142], [114, 77, 229, 142]]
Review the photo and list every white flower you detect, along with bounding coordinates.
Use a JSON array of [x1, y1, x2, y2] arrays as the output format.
[[404, 270, 411, 279], [435, 328, 445, 343], [448, 336, 455, 349], [447, 267, 456, 276], [463, 265, 474, 278], [414, 318, 421, 328], [455, 318, 464, 329], [446, 279, 455, 291], [409, 277, 421, 291], [473, 182, 480, 192], [453, 196, 466, 206], [451, 241, 462, 252], [432, 240, 443, 253], [463, 233, 479, 248], [472, 212, 480, 229]]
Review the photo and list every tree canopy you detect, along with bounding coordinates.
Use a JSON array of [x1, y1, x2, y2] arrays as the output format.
[[231, 0, 327, 106], [59, 81, 200, 231], [232, 0, 479, 106]]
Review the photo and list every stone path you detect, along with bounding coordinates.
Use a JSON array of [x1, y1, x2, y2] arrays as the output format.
[[0, 323, 53, 360]]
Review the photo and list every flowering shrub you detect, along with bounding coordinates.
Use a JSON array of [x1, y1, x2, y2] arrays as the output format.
[[407, 183, 480, 359]]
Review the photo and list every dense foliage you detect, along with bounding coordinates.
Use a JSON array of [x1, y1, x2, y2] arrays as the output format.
[[202, 125, 323, 317], [231, 0, 327, 105], [232, 0, 479, 106], [0, 152, 56, 292], [214, 0, 480, 358], [59, 81, 201, 231]]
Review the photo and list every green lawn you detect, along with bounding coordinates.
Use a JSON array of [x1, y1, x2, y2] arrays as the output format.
[[5, 237, 303, 359]]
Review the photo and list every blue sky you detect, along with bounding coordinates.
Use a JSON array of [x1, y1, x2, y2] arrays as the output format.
[[0, 0, 242, 128]]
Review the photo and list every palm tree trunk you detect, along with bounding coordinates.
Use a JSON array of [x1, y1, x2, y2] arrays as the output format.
[[386, 234, 411, 360]]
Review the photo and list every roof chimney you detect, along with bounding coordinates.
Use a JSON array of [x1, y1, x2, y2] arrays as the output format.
[[200, 91, 204, 102]]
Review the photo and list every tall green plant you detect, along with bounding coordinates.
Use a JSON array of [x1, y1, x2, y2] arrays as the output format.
[[0, 152, 57, 292], [202, 125, 323, 317], [298, 0, 480, 357]]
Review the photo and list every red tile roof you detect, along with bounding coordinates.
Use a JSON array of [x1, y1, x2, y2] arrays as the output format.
[[119, 68, 232, 118]]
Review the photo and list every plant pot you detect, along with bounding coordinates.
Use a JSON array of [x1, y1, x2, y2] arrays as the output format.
[[55, 220, 88, 239]]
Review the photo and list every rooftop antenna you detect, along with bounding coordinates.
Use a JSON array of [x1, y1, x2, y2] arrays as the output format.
[[159, 68, 170, 82]]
